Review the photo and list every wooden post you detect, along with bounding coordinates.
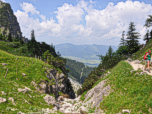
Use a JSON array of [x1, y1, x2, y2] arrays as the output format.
[[4, 68, 8, 78], [40, 56, 41, 61]]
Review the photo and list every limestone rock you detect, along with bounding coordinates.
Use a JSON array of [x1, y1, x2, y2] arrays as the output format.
[[1, 91, 7, 95], [58, 96, 64, 102], [122, 109, 130, 114], [8, 97, 16, 105], [0, 97, 6, 103], [42, 108, 56, 114], [18, 87, 31, 94], [22, 73, 27, 76], [43, 94, 56, 105], [0, 1, 22, 38]]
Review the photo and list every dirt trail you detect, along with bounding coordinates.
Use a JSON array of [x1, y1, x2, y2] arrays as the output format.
[[124, 60, 152, 75]]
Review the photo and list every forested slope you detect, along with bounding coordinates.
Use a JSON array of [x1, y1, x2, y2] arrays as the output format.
[[65, 58, 94, 84]]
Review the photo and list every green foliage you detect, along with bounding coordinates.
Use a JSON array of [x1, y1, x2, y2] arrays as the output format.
[[119, 31, 126, 46], [126, 22, 141, 54], [116, 45, 129, 56], [65, 58, 94, 84], [143, 30, 150, 42], [80, 91, 88, 101], [0, 33, 2, 40], [20, 39, 24, 45], [0, 49, 65, 113], [7, 33, 12, 42], [107, 45, 113, 59], [99, 61, 152, 113]]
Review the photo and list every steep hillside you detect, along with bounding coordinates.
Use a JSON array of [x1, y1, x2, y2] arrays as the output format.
[[0, 1, 22, 38], [65, 58, 94, 84], [0, 49, 76, 114]]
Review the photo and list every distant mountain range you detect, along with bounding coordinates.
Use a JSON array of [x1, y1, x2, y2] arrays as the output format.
[[55, 43, 118, 60]]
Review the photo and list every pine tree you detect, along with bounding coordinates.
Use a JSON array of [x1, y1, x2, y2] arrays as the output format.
[[143, 30, 150, 42], [107, 46, 113, 59], [31, 29, 35, 41], [119, 31, 126, 46], [126, 22, 140, 54], [8, 33, 12, 42]]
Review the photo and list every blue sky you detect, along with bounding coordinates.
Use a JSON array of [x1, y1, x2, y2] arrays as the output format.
[[2, 0, 152, 46]]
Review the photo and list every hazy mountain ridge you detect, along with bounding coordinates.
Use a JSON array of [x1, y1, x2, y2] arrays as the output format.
[[55, 43, 118, 60]]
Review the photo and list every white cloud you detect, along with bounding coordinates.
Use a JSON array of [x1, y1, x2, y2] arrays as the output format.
[[14, 0, 152, 45], [20, 2, 39, 15], [1, 0, 6, 2]]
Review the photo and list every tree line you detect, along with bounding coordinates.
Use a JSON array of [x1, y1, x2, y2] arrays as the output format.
[[65, 58, 94, 84], [77, 17, 152, 95]]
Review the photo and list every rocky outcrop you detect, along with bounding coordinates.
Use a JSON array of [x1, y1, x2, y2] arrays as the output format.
[[30, 68, 75, 99], [0, 1, 22, 38], [46, 68, 75, 99], [52, 79, 112, 114], [68, 77, 82, 97]]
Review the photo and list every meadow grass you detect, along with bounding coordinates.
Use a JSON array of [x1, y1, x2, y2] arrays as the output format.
[[0, 49, 63, 114], [99, 61, 152, 114]]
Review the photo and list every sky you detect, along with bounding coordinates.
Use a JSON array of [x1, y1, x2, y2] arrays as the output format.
[[2, 0, 152, 46]]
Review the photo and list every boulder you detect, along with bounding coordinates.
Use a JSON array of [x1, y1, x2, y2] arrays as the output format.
[[58, 96, 64, 102], [0, 97, 6, 103], [1, 91, 7, 95], [30, 81, 38, 87], [122, 109, 130, 114], [22, 73, 27, 76], [43, 94, 56, 105]]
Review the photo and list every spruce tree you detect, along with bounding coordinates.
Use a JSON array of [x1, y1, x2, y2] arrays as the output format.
[[126, 22, 140, 54], [31, 29, 35, 41], [107, 46, 113, 59], [8, 33, 12, 42], [119, 31, 126, 46], [143, 30, 150, 42]]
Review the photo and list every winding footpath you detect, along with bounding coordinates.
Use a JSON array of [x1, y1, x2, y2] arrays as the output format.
[[124, 59, 152, 75]]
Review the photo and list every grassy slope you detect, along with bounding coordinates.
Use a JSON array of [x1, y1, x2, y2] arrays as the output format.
[[0, 49, 63, 113], [81, 40, 152, 113]]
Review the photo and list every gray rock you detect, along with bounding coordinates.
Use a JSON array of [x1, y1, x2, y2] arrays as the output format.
[[0, 97, 6, 103], [18, 87, 31, 94], [22, 73, 27, 76], [43, 94, 56, 105], [82, 79, 111, 111], [122, 109, 130, 114]]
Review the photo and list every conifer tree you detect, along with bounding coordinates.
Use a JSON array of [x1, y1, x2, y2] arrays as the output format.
[[31, 29, 35, 41], [107, 46, 113, 59], [150, 30, 152, 40], [8, 33, 12, 42], [143, 30, 150, 42], [119, 31, 126, 46], [126, 22, 140, 54]]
